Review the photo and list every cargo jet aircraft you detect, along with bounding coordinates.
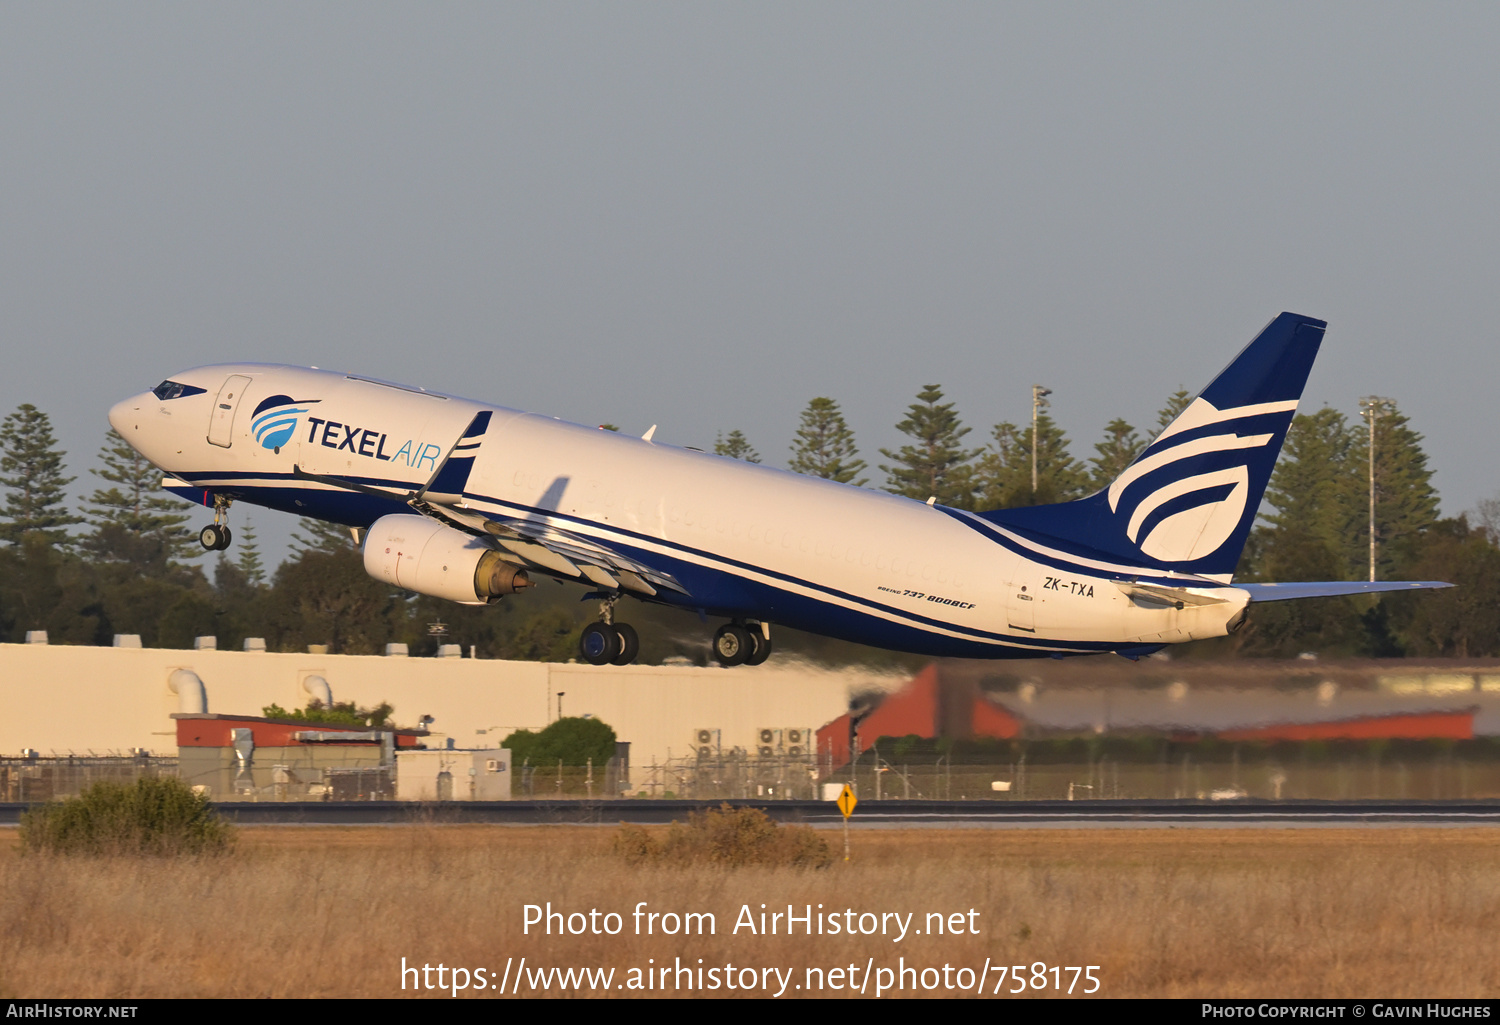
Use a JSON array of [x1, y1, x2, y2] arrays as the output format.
[[109, 313, 1448, 666]]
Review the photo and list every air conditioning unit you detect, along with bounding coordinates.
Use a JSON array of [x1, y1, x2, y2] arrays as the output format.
[[787, 745, 805, 757], [786, 728, 804, 745], [758, 728, 776, 745], [757, 745, 775, 758], [696, 745, 714, 760], [695, 728, 714, 745]]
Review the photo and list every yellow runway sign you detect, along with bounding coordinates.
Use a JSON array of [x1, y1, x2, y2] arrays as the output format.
[[837, 784, 858, 819]]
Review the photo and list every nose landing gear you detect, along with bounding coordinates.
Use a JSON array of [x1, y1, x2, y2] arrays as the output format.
[[198, 496, 234, 551]]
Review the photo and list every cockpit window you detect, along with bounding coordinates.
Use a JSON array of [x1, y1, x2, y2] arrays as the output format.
[[152, 381, 207, 401]]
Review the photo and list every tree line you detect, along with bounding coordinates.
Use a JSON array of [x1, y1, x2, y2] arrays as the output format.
[[1, 387, 1497, 660]]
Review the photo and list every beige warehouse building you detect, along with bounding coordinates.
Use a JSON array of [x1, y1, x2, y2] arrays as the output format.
[[0, 641, 902, 777]]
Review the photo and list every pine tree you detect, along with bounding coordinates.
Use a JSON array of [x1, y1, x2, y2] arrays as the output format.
[[1385, 517, 1500, 658], [79, 428, 196, 567], [1475, 494, 1500, 547], [1150, 389, 1194, 439], [1361, 402, 1439, 579], [236, 518, 266, 586], [879, 385, 980, 508], [1241, 402, 1440, 654], [1087, 418, 1144, 492], [1253, 407, 1361, 582], [973, 422, 1024, 509], [788, 397, 867, 485], [290, 517, 357, 554], [972, 414, 1087, 509], [714, 430, 761, 463], [0, 404, 81, 546]]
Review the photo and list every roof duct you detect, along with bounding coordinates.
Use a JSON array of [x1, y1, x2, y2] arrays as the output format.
[[302, 675, 333, 707], [167, 669, 207, 714]]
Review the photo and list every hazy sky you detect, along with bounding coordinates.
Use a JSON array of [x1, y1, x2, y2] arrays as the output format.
[[2, 3, 1497, 565]]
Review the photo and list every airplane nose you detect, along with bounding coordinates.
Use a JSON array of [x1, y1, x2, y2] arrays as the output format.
[[108, 395, 144, 436]]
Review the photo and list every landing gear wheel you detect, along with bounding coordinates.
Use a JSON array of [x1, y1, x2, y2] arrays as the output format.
[[744, 628, 773, 666], [199, 524, 232, 551], [579, 622, 622, 666], [712, 624, 754, 667], [610, 623, 640, 666]]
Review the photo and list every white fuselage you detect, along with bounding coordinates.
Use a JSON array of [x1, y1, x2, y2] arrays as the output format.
[[110, 364, 1249, 659]]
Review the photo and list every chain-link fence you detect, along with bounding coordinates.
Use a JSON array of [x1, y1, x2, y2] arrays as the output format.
[[841, 739, 1500, 801], [0, 754, 178, 802], [508, 753, 818, 800]]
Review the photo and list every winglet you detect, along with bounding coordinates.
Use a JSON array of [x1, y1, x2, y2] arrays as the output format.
[[419, 411, 492, 503]]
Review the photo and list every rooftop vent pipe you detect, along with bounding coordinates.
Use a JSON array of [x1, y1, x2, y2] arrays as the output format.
[[167, 669, 207, 714], [302, 675, 333, 707]]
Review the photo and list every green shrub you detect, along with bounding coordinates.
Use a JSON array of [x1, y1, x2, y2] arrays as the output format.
[[261, 699, 395, 728], [612, 805, 831, 869], [502, 716, 617, 766], [20, 776, 235, 857]]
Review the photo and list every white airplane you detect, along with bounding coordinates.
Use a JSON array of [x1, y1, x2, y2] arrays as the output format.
[[109, 313, 1448, 666]]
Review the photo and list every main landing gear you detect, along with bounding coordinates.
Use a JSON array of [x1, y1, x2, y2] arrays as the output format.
[[574, 599, 775, 669], [198, 496, 234, 552], [577, 595, 640, 666], [713, 621, 772, 667]]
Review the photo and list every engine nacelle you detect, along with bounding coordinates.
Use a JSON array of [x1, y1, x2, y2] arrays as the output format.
[[363, 514, 530, 605]]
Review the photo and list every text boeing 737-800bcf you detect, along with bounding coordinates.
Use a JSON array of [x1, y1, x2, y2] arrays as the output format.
[[109, 313, 1448, 667]]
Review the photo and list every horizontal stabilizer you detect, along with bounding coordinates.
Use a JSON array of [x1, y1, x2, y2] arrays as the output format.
[[1241, 581, 1453, 602]]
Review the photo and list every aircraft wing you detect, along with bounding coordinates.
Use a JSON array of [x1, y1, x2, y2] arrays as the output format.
[[292, 410, 687, 598], [1239, 581, 1453, 602]]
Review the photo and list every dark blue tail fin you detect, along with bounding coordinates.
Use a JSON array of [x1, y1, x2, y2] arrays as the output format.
[[980, 312, 1327, 580]]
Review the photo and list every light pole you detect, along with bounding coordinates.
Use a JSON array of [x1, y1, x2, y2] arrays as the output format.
[[1031, 385, 1052, 496], [1358, 396, 1394, 582]]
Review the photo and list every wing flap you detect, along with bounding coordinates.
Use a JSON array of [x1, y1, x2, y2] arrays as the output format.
[[614, 569, 658, 597], [482, 518, 687, 594], [493, 538, 583, 578]]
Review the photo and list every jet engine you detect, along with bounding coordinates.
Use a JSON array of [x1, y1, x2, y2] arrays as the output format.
[[363, 514, 531, 605]]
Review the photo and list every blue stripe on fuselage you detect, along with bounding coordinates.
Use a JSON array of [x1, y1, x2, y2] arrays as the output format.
[[170, 469, 1132, 656]]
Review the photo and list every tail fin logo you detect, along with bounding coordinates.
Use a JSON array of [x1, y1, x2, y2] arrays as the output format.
[[250, 394, 321, 451], [1107, 397, 1296, 564], [972, 312, 1324, 577]]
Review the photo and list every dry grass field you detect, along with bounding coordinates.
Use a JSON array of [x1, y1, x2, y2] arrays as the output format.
[[2, 823, 1498, 998]]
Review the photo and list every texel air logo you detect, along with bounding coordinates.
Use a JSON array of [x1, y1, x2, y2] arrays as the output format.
[[1106, 397, 1297, 564], [250, 395, 320, 452]]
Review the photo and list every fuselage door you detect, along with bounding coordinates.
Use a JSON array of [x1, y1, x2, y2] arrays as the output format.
[[208, 375, 253, 448], [1007, 585, 1036, 633], [1001, 550, 1037, 633]]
